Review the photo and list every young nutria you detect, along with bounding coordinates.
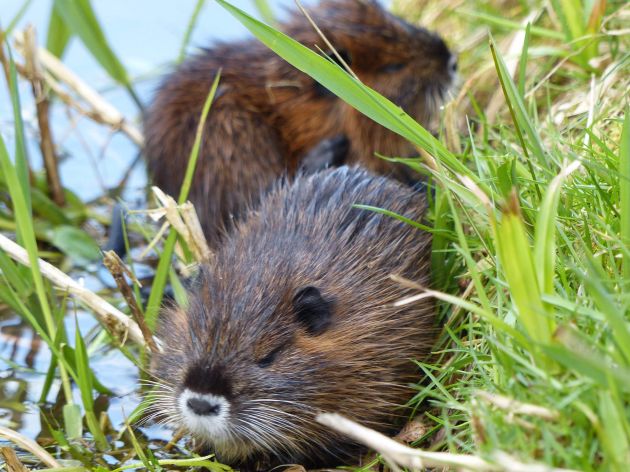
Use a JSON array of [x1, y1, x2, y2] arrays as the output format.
[[149, 167, 435, 469], [144, 0, 456, 246]]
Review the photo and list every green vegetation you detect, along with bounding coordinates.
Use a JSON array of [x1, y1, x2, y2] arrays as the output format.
[[0, 0, 628, 470]]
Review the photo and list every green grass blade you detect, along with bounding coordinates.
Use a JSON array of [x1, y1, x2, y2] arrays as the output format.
[[553, 0, 585, 43], [52, 0, 141, 108], [74, 316, 108, 449], [518, 23, 531, 99], [620, 109, 630, 280], [458, 10, 564, 40], [534, 162, 580, 297], [2, 0, 33, 38], [145, 74, 220, 328], [177, 0, 207, 63], [46, 2, 73, 58], [495, 193, 554, 351], [490, 35, 547, 174], [7, 50, 31, 213], [63, 403, 82, 439], [178, 72, 221, 204], [216, 0, 481, 188], [0, 122, 54, 339], [252, 0, 275, 25], [598, 389, 630, 471], [581, 256, 630, 364]]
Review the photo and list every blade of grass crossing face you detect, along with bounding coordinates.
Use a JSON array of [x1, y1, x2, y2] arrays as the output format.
[[620, 109, 630, 280], [145, 74, 221, 328], [216, 0, 483, 192]]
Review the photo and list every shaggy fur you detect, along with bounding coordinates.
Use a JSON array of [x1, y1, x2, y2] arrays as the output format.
[[144, 0, 454, 246], [150, 167, 435, 469]]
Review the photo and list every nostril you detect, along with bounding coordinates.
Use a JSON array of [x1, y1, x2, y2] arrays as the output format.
[[448, 54, 458, 74], [187, 397, 220, 416]]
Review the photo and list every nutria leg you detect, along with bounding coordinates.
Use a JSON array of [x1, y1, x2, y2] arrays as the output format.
[[146, 102, 286, 247], [299, 135, 349, 174]]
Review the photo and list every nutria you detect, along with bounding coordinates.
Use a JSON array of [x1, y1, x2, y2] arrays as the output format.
[[149, 167, 435, 469], [144, 0, 456, 246]]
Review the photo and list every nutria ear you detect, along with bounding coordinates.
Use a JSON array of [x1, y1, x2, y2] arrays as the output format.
[[293, 286, 333, 336]]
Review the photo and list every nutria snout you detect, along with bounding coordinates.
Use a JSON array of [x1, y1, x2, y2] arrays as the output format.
[[144, 0, 455, 246], [149, 167, 436, 468]]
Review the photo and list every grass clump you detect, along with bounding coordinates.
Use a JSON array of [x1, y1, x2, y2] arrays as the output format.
[[0, 0, 629, 471]]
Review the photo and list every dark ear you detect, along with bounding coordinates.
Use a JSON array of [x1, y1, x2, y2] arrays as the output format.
[[293, 286, 333, 336]]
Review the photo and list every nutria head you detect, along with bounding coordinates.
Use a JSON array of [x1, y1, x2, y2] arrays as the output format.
[[149, 167, 436, 468], [287, 0, 456, 122]]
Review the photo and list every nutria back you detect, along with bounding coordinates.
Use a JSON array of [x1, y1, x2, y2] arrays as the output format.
[[150, 166, 435, 468], [144, 0, 455, 246]]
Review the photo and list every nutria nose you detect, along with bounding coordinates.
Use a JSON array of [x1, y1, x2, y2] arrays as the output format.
[[187, 397, 221, 416]]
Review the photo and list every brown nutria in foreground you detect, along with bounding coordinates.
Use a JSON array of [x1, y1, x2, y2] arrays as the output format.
[[144, 0, 456, 246], [149, 167, 435, 469]]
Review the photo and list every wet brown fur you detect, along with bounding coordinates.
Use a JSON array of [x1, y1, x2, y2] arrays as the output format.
[[150, 167, 435, 468], [144, 0, 454, 246]]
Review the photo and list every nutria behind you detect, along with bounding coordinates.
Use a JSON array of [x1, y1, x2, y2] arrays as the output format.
[[144, 0, 455, 246]]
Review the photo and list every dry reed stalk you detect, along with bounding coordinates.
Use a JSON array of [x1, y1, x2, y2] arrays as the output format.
[[22, 26, 65, 206]]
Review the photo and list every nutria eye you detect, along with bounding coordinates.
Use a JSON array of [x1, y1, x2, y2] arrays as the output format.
[[327, 49, 352, 68], [293, 286, 333, 336], [381, 63, 406, 73], [257, 346, 283, 368]]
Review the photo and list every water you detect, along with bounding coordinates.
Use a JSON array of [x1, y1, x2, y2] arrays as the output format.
[[0, 0, 321, 447]]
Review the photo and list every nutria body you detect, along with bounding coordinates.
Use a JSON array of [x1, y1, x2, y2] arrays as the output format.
[[144, 0, 455, 246], [150, 167, 435, 468]]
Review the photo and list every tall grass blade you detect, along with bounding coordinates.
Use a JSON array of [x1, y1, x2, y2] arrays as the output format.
[[620, 109, 630, 280], [534, 162, 580, 297], [490, 35, 547, 174], [495, 192, 554, 352], [518, 23, 531, 99], [581, 256, 630, 364], [177, 0, 206, 63], [0, 123, 54, 338], [253, 0, 275, 25], [7, 50, 31, 212], [145, 74, 220, 328], [46, 2, 73, 58], [2, 0, 33, 38], [52, 0, 142, 108], [74, 317, 108, 450]]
